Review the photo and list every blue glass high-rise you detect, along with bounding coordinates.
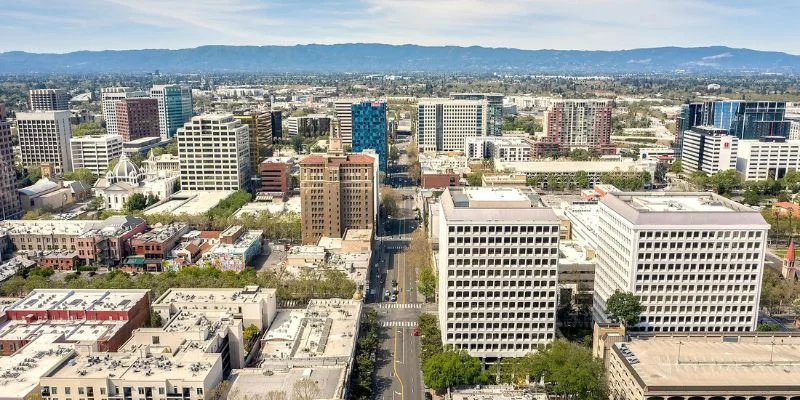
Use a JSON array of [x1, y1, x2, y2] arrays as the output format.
[[351, 101, 388, 172], [707, 100, 790, 140]]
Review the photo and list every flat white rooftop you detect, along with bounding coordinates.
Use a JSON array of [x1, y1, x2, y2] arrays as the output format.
[[0, 319, 126, 343], [628, 195, 735, 212], [8, 289, 149, 313], [230, 366, 346, 400], [145, 191, 234, 215], [461, 187, 530, 203], [616, 337, 800, 390], [601, 192, 768, 227], [0, 336, 75, 399], [154, 286, 275, 306]]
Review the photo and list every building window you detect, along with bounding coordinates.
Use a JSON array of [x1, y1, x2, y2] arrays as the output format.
[[197, 388, 204, 395]]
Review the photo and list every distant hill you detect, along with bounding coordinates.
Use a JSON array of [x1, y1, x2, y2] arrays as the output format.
[[1, 44, 799, 74]]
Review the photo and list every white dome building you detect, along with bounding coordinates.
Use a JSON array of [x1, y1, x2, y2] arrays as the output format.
[[93, 152, 179, 211]]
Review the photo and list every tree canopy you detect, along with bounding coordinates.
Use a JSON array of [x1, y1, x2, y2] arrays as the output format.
[[528, 340, 607, 400], [63, 168, 98, 187], [422, 349, 488, 391], [605, 290, 643, 328]]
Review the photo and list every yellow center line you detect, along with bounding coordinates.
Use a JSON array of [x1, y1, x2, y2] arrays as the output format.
[[393, 327, 405, 400]]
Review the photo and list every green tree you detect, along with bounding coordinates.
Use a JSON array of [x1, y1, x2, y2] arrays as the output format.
[[418, 267, 436, 300], [150, 312, 163, 328], [86, 196, 104, 211], [743, 190, 762, 206], [71, 121, 105, 137], [380, 186, 399, 217], [575, 171, 589, 189], [63, 168, 98, 187], [654, 161, 668, 184], [389, 146, 400, 163], [528, 340, 606, 400], [466, 172, 483, 187], [243, 324, 259, 352], [292, 135, 304, 153], [418, 313, 443, 363], [605, 290, 643, 328], [668, 159, 683, 174], [422, 349, 488, 392], [124, 193, 148, 212], [757, 322, 780, 331], [569, 149, 591, 161], [707, 169, 742, 195]]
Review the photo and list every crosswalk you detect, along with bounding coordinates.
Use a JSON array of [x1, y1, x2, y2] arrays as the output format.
[[384, 245, 408, 251], [380, 320, 419, 327], [377, 303, 423, 309]]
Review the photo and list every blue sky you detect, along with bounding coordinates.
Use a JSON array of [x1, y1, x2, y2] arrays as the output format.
[[1, 0, 798, 54]]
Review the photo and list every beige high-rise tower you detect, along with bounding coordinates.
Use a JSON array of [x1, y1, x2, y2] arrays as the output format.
[[299, 120, 378, 245]]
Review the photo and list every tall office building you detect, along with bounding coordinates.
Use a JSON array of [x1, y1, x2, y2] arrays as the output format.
[[70, 134, 123, 176], [705, 100, 790, 140], [450, 93, 504, 137], [334, 100, 356, 145], [299, 122, 378, 245], [233, 109, 273, 175], [417, 98, 489, 152], [150, 85, 193, 139], [115, 98, 160, 142], [270, 110, 283, 139], [674, 102, 705, 157], [100, 87, 147, 136], [0, 105, 21, 219], [540, 99, 615, 155], [28, 89, 69, 111], [437, 187, 560, 359], [177, 114, 250, 191], [17, 111, 73, 174], [351, 101, 388, 172], [593, 192, 768, 333], [681, 126, 738, 175]]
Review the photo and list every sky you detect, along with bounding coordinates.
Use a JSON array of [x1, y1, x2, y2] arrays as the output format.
[[1, 0, 798, 54]]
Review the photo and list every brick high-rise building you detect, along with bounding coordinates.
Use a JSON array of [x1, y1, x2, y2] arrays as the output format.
[[28, 89, 69, 111], [299, 121, 378, 245], [115, 98, 160, 142], [101, 87, 148, 136], [0, 104, 21, 219], [539, 99, 615, 156], [258, 157, 292, 197]]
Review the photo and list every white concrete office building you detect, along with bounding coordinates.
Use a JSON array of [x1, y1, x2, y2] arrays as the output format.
[[334, 99, 356, 145], [70, 134, 123, 176], [736, 139, 800, 181], [100, 87, 147, 136], [438, 187, 560, 358], [177, 114, 250, 191], [417, 98, 489, 153], [16, 111, 73, 174], [681, 126, 738, 175], [593, 192, 769, 333]]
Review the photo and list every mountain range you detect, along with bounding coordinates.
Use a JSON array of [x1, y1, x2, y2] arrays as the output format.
[[1, 44, 799, 74]]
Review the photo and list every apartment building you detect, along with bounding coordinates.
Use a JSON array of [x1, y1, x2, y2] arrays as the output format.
[[101, 87, 148, 136], [69, 134, 123, 175], [233, 109, 273, 174], [177, 114, 251, 191], [681, 126, 738, 175], [450, 93, 504, 137], [116, 98, 160, 141], [150, 85, 193, 138], [299, 123, 378, 245], [464, 136, 532, 162], [593, 192, 769, 333], [736, 138, 800, 181], [126, 223, 190, 272], [417, 98, 489, 152], [437, 187, 560, 359], [540, 99, 615, 155], [28, 89, 69, 111], [16, 111, 73, 174], [0, 105, 21, 219]]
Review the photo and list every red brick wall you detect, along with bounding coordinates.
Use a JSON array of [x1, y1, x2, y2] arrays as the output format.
[[422, 173, 461, 189]]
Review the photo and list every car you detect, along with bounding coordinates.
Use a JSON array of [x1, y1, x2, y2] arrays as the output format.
[[392, 288, 399, 295], [391, 279, 398, 287], [379, 274, 386, 284], [384, 290, 390, 301], [412, 327, 420, 336], [390, 294, 397, 302], [424, 393, 433, 400]]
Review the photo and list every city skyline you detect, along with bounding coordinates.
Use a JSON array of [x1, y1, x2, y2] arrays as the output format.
[[2, 0, 799, 54]]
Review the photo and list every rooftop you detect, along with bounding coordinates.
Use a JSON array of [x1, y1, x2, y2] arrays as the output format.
[[343, 229, 372, 242], [260, 299, 360, 362], [0, 336, 75, 399], [229, 366, 346, 400], [8, 289, 149, 313], [154, 286, 276, 306], [0, 257, 35, 282], [207, 230, 262, 256], [615, 336, 800, 391], [0, 319, 126, 343], [234, 197, 301, 217], [442, 188, 557, 223], [144, 191, 234, 215], [132, 223, 188, 243], [495, 159, 648, 173], [601, 192, 768, 227]]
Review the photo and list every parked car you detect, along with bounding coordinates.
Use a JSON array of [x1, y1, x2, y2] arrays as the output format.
[[390, 294, 397, 302], [391, 279, 398, 287]]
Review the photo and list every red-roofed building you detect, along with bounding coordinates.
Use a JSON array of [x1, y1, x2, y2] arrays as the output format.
[[773, 202, 800, 218]]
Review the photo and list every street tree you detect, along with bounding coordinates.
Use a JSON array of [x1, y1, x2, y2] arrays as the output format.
[[64, 168, 98, 187], [292, 378, 321, 400], [422, 349, 487, 392], [605, 290, 643, 328], [668, 159, 683, 174], [124, 193, 148, 212], [528, 340, 606, 400]]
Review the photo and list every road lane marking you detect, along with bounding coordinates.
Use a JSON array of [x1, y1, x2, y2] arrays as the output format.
[[393, 327, 405, 400]]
